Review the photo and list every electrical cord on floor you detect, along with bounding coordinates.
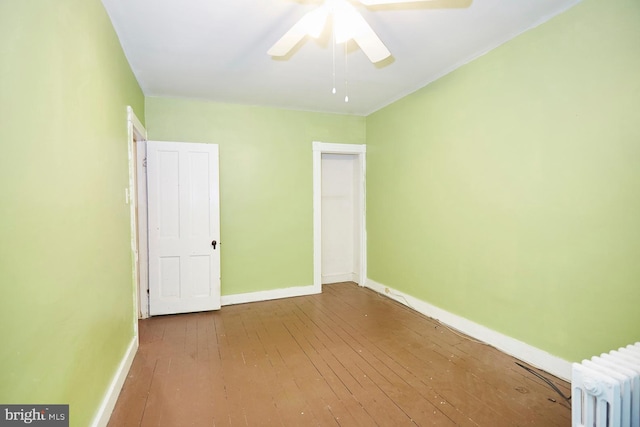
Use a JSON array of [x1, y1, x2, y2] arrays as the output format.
[[378, 288, 415, 311], [515, 362, 571, 407], [433, 319, 490, 346], [376, 287, 572, 408], [379, 288, 489, 346]]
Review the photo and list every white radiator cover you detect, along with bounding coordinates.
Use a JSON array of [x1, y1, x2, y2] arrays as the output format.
[[572, 343, 640, 427]]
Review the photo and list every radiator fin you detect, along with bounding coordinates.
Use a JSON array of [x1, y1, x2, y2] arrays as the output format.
[[572, 343, 640, 427]]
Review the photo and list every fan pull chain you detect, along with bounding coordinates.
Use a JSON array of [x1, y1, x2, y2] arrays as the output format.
[[332, 28, 336, 95], [344, 41, 349, 103]]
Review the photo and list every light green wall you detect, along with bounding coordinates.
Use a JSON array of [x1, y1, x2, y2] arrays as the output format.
[[145, 97, 366, 295], [366, 0, 640, 362], [0, 1, 144, 426], [3, 2, 635, 423]]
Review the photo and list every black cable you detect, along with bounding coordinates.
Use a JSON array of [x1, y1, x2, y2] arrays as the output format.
[[515, 362, 572, 406]]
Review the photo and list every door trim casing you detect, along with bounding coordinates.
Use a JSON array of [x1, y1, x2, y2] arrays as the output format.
[[312, 141, 367, 293]]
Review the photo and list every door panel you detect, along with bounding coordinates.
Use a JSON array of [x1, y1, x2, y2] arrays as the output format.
[[147, 141, 221, 315], [321, 153, 359, 284]]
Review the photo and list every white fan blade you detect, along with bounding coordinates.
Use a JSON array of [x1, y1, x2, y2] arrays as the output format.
[[333, 3, 368, 44], [359, 0, 435, 5], [268, 8, 329, 57], [354, 31, 391, 63], [300, 7, 330, 38], [268, 28, 306, 57], [348, 10, 391, 62]]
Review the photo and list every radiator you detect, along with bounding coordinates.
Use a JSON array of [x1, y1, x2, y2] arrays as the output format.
[[572, 343, 640, 427]]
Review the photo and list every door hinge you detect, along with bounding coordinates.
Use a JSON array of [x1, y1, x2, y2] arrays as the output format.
[[142, 157, 147, 167]]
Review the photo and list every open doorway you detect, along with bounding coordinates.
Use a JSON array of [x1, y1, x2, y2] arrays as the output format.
[[312, 142, 366, 293], [127, 106, 149, 320], [321, 153, 361, 284]]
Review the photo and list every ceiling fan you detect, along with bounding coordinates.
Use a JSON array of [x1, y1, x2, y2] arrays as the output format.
[[268, 0, 437, 63]]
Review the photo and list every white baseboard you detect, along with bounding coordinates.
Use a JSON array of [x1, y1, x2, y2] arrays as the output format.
[[91, 335, 139, 427], [221, 284, 320, 306], [322, 272, 357, 284], [365, 279, 572, 381]]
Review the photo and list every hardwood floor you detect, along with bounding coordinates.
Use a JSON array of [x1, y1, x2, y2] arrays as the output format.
[[108, 282, 571, 426]]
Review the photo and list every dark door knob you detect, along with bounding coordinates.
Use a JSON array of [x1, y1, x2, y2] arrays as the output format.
[[212, 240, 217, 250]]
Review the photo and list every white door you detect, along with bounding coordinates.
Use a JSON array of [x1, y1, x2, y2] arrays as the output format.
[[147, 141, 221, 315], [312, 142, 366, 292], [321, 153, 360, 284]]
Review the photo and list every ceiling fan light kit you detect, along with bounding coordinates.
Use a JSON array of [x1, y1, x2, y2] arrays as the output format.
[[268, 0, 436, 64]]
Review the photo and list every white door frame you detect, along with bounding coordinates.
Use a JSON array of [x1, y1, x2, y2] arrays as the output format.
[[127, 106, 149, 321], [312, 141, 367, 293]]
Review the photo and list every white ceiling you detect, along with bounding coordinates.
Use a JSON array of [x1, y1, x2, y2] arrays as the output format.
[[102, 0, 580, 116]]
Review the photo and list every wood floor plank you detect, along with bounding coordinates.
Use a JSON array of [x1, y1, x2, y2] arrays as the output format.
[[318, 285, 570, 426], [283, 308, 406, 426], [258, 310, 357, 425], [300, 289, 481, 423], [288, 300, 430, 424], [109, 282, 572, 427]]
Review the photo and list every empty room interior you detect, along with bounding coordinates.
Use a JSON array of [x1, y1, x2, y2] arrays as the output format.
[[1, 0, 639, 426]]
